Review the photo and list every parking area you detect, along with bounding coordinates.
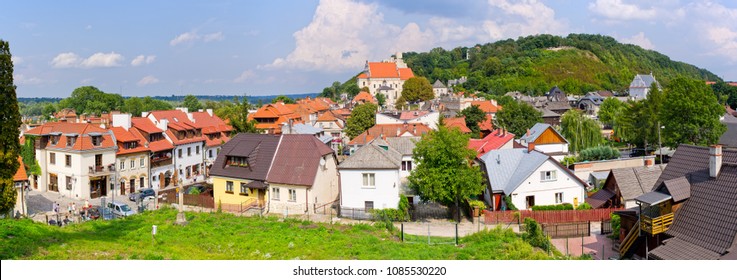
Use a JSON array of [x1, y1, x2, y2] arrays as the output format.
[[25, 188, 154, 223]]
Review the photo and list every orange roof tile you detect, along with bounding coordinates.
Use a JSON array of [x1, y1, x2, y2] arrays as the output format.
[[398, 68, 414, 80], [367, 62, 400, 78], [352, 91, 377, 104], [317, 110, 338, 122], [131, 117, 163, 133], [25, 122, 115, 151], [357, 73, 368, 79], [348, 123, 431, 145], [468, 129, 515, 157], [470, 101, 501, 113], [399, 110, 429, 120], [111, 127, 150, 155], [149, 110, 196, 128], [479, 115, 494, 132], [444, 117, 471, 133], [13, 156, 28, 182]]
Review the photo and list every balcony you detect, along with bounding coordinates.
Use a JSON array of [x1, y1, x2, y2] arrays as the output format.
[[89, 164, 115, 175], [641, 212, 674, 235], [151, 155, 173, 167]]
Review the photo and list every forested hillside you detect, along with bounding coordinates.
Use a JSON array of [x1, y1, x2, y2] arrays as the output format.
[[402, 34, 721, 95]]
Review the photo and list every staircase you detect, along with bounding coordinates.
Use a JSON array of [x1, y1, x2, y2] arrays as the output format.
[[619, 223, 640, 258]]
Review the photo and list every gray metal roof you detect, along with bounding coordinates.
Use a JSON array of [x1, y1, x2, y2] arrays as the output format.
[[635, 191, 672, 205], [292, 123, 322, 135], [589, 171, 610, 181], [720, 113, 737, 147], [479, 148, 550, 194], [338, 138, 401, 169], [630, 74, 661, 89], [432, 80, 446, 88], [384, 136, 420, 156]]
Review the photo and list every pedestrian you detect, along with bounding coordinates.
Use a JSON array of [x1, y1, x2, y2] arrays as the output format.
[[52, 202, 58, 214], [72, 202, 77, 216], [84, 199, 90, 209], [67, 203, 73, 215]]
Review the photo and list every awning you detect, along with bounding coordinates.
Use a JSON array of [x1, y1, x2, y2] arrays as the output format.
[[635, 191, 672, 205], [586, 188, 615, 208], [246, 180, 267, 190]]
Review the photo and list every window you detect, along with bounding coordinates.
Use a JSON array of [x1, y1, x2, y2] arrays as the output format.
[[140, 158, 145, 167], [66, 136, 77, 147], [124, 141, 137, 149], [208, 150, 213, 158], [225, 181, 234, 193], [50, 152, 56, 165], [226, 156, 248, 167], [187, 147, 191, 156], [525, 196, 535, 209], [50, 136, 58, 145], [178, 149, 182, 158], [65, 155, 71, 167], [66, 176, 72, 190], [288, 189, 297, 202], [555, 192, 563, 204], [196, 146, 200, 155], [91, 136, 102, 146], [95, 154, 102, 167], [119, 160, 125, 170], [540, 170, 557, 181], [240, 183, 249, 196], [401, 160, 412, 171], [365, 201, 374, 211], [130, 159, 135, 169], [362, 173, 375, 188], [271, 187, 280, 200]]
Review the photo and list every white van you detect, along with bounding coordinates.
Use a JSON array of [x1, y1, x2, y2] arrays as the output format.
[[107, 201, 136, 217]]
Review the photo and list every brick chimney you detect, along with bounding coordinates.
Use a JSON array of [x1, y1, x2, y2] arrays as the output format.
[[527, 129, 531, 137], [710, 145, 723, 178], [528, 142, 535, 153]]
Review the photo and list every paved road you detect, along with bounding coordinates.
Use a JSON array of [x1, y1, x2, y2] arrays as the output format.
[[25, 189, 151, 223]]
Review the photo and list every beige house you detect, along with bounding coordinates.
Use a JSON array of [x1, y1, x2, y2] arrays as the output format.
[[111, 114, 151, 195], [356, 53, 415, 109]]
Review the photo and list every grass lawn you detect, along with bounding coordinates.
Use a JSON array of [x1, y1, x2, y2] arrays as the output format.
[[1, 207, 558, 260]]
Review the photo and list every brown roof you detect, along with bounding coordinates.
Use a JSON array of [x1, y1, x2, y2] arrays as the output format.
[[648, 145, 737, 259], [209, 133, 281, 181], [586, 188, 615, 208], [111, 127, 150, 155], [607, 165, 665, 202], [266, 134, 334, 187], [661, 177, 691, 203]]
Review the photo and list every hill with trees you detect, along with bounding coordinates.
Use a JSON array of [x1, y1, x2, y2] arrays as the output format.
[[400, 34, 721, 96]]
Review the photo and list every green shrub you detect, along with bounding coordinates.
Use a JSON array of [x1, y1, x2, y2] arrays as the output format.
[[531, 204, 573, 211], [468, 199, 487, 210], [576, 202, 592, 210], [560, 156, 577, 167], [398, 195, 410, 219], [610, 213, 621, 239], [522, 218, 551, 251], [503, 195, 517, 210], [577, 146, 621, 162]]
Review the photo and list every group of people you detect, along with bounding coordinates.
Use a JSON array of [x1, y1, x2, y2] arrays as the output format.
[[49, 200, 94, 226]]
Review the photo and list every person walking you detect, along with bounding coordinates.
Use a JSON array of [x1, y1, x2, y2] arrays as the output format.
[[67, 203, 73, 215], [52, 202, 58, 214], [72, 202, 77, 216]]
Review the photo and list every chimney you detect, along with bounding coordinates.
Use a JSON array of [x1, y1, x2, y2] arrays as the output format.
[[206, 109, 213, 117], [710, 145, 723, 178], [528, 142, 535, 153], [527, 129, 531, 136], [644, 158, 654, 167]]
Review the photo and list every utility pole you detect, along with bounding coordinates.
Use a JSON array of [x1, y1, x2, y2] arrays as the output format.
[[658, 121, 664, 165]]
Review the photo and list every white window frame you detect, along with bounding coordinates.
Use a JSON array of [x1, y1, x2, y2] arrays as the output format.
[[120, 160, 125, 170], [362, 173, 376, 188], [540, 170, 557, 182], [555, 192, 563, 204], [271, 187, 280, 201], [225, 181, 233, 193], [130, 159, 135, 169], [140, 157, 145, 167], [288, 189, 297, 202]]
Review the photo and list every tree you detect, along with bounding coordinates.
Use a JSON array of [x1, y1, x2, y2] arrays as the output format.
[[398, 77, 434, 105], [182, 94, 202, 112], [41, 103, 56, 120], [375, 93, 386, 107], [408, 125, 484, 222], [495, 100, 543, 136], [215, 96, 259, 133], [271, 95, 295, 104], [0, 40, 21, 215], [598, 97, 625, 127], [661, 77, 726, 148], [711, 81, 737, 109], [457, 104, 486, 136], [560, 109, 604, 153], [58, 86, 124, 115], [344, 103, 378, 139]]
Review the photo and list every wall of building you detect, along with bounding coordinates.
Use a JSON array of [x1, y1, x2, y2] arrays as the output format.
[[375, 111, 439, 130], [116, 152, 149, 193], [572, 156, 653, 184], [173, 142, 205, 186], [339, 168, 400, 210], [212, 176, 259, 206], [510, 160, 586, 210]]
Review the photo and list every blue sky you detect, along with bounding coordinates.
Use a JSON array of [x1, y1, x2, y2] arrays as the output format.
[[4, 0, 737, 98]]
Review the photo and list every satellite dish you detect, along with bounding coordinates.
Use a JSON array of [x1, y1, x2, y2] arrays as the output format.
[[166, 152, 172, 158], [319, 157, 326, 168]]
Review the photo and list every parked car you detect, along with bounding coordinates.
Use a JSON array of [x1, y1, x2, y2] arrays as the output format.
[[129, 188, 156, 201], [107, 201, 136, 217], [87, 205, 113, 220]]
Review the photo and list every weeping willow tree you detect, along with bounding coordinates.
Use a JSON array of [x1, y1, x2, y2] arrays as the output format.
[[560, 109, 604, 154]]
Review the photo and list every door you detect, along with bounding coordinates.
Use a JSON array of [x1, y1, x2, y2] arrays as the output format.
[[140, 177, 145, 190], [101, 178, 107, 197], [525, 195, 535, 209], [49, 174, 59, 192], [95, 154, 102, 169], [120, 181, 125, 195], [130, 179, 135, 194]]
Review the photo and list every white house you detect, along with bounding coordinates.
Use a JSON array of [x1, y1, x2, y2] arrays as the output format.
[[385, 137, 421, 204], [130, 117, 175, 190], [356, 53, 415, 109], [146, 109, 206, 187], [190, 109, 233, 178], [432, 80, 449, 98], [338, 139, 402, 217], [479, 147, 587, 211], [517, 123, 569, 161], [111, 113, 150, 195], [25, 122, 118, 199], [313, 110, 347, 152], [629, 74, 661, 100]]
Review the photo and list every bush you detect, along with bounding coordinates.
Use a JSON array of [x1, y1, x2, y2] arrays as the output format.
[[560, 156, 577, 167], [468, 199, 487, 210], [577, 146, 621, 162], [522, 218, 551, 251], [531, 204, 574, 211], [610, 213, 621, 239], [576, 202, 592, 210], [371, 208, 408, 223], [503, 195, 517, 211], [398, 195, 410, 219]]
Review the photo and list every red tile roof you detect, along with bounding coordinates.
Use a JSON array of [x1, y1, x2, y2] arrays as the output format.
[[149, 110, 196, 128], [348, 123, 431, 145], [398, 68, 414, 80], [444, 117, 471, 133], [399, 110, 429, 120], [479, 115, 494, 132], [470, 100, 502, 113], [248, 103, 304, 134], [468, 129, 515, 157], [131, 117, 163, 134], [25, 122, 115, 151], [191, 111, 232, 147], [111, 127, 150, 155], [352, 91, 377, 104], [13, 156, 28, 182], [297, 97, 330, 112]]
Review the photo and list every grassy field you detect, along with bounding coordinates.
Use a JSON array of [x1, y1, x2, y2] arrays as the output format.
[[1, 207, 558, 260]]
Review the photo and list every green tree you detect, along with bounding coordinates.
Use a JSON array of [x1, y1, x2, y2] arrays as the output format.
[[141, 97, 174, 113], [577, 146, 620, 161], [495, 100, 543, 136], [41, 103, 56, 120], [661, 77, 726, 148], [408, 125, 484, 222], [375, 93, 386, 107], [0, 40, 21, 215], [457, 104, 486, 136], [182, 94, 202, 112], [561, 109, 604, 153], [711, 81, 737, 110], [215, 96, 259, 133], [320, 81, 343, 100], [122, 97, 144, 116], [271, 95, 295, 104], [58, 86, 123, 115], [598, 97, 625, 127], [344, 103, 378, 139], [397, 77, 434, 106]]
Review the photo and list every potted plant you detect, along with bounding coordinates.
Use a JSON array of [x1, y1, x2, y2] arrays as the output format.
[[468, 199, 487, 217]]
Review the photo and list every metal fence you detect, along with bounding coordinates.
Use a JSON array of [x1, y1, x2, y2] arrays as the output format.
[[399, 222, 459, 245], [520, 221, 591, 238], [339, 206, 373, 220], [601, 219, 613, 235], [409, 202, 452, 221]]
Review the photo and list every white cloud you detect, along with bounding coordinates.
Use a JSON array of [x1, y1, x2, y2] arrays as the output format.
[[588, 0, 658, 21], [80, 78, 94, 84], [137, 75, 160, 86], [621, 32, 655, 50], [233, 70, 255, 83], [170, 31, 200, 46], [203, 32, 224, 42], [11, 56, 23, 65], [51, 52, 123, 68], [50, 52, 82, 68], [131, 55, 156, 66], [80, 52, 124, 68], [480, 0, 567, 41], [14, 74, 42, 85]]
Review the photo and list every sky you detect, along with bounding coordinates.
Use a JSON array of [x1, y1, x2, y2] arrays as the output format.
[[4, 0, 737, 98]]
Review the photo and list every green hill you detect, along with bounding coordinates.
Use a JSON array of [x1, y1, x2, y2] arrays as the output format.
[[403, 34, 721, 95]]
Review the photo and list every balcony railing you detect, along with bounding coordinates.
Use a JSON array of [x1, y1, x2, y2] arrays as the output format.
[[151, 155, 172, 163], [641, 212, 675, 235], [89, 164, 115, 174]]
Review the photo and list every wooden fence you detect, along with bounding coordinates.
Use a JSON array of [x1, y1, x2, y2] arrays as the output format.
[[484, 208, 622, 224], [158, 188, 215, 209]]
